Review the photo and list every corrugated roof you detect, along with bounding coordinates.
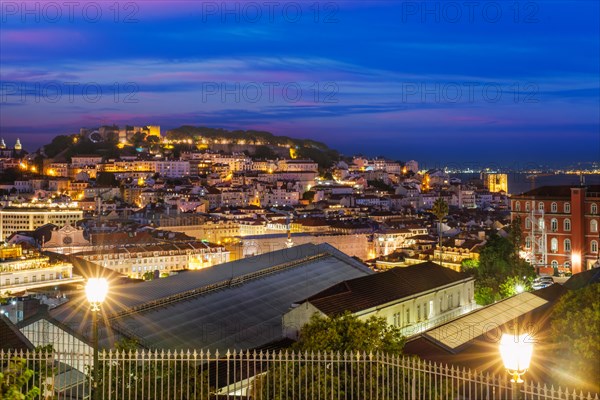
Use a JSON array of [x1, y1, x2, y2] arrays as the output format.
[[424, 292, 548, 351], [306, 262, 472, 316], [50, 243, 373, 351]]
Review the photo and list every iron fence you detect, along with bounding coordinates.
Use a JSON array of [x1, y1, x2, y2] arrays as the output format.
[[1, 349, 598, 400]]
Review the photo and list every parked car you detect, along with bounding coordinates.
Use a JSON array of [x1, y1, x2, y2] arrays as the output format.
[[532, 276, 554, 290]]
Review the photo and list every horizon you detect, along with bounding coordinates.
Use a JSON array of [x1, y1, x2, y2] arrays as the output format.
[[1, 1, 599, 165]]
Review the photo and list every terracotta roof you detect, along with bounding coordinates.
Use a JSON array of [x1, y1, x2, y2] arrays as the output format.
[[306, 262, 472, 316], [516, 185, 600, 198]]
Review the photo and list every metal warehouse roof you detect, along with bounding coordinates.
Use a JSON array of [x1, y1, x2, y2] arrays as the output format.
[[49, 243, 373, 351]]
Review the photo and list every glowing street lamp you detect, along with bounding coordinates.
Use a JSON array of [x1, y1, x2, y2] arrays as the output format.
[[86, 278, 108, 400], [500, 333, 534, 400]]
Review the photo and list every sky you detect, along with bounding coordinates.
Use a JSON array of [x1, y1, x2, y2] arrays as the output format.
[[1, 0, 599, 166]]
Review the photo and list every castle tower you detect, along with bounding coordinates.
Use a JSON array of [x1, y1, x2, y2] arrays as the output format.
[[0, 138, 6, 149], [14, 138, 22, 151]]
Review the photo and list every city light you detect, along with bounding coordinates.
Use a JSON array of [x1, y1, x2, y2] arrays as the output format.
[[85, 278, 108, 309]]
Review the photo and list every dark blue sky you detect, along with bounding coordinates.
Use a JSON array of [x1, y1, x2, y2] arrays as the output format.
[[1, 0, 598, 166]]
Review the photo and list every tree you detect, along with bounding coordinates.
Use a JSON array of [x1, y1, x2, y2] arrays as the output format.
[[96, 172, 117, 187], [0, 358, 40, 400], [253, 313, 453, 399], [293, 312, 405, 354], [302, 191, 315, 202], [474, 232, 536, 305], [431, 197, 449, 264], [549, 284, 600, 392]]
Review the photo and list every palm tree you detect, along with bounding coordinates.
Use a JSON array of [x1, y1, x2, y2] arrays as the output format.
[[432, 196, 449, 265]]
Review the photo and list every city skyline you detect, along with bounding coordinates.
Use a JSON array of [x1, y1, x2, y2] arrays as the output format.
[[1, 1, 599, 164]]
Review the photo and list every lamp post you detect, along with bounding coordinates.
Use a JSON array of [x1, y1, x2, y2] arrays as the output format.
[[499, 333, 534, 400], [86, 278, 108, 400]]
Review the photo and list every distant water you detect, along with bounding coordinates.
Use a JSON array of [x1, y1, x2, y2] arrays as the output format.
[[453, 173, 600, 195]]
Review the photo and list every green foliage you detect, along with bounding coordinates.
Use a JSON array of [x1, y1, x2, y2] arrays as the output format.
[[0, 358, 41, 400], [473, 231, 535, 305], [142, 271, 155, 281], [297, 146, 339, 170], [252, 145, 277, 160], [368, 179, 394, 193], [0, 168, 21, 184], [550, 284, 600, 392], [474, 283, 497, 306], [96, 172, 117, 187], [87, 338, 211, 399], [460, 258, 479, 274], [293, 312, 405, 355], [254, 313, 454, 399], [44, 135, 73, 158], [302, 191, 316, 201], [431, 197, 449, 222]]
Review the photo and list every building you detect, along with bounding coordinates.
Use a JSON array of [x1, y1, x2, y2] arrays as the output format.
[[0, 244, 81, 295], [74, 241, 229, 278], [49, 243, 373, 351], [482, 172, 508, 193], [283, 261, 475, 339], [241, 232, 370, 260], [0, 203, 83, 241], [511, 185, 600, 274]]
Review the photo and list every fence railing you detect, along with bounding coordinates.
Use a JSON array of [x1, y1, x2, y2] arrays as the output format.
[[1, 349, 598, 400]]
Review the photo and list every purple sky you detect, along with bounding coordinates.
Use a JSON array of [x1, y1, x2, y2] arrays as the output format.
[[1, 0, 599, 166]]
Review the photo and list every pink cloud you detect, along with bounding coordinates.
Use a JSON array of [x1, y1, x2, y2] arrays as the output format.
[[0, 29, 84, 47]]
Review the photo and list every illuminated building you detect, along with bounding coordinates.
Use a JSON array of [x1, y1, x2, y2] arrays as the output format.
[[511, 185, 600, 274], [0, 203, 83, 241], [482, 172, 508, 193], [0, 244, 80, 295], [75, 241, 229, 278]]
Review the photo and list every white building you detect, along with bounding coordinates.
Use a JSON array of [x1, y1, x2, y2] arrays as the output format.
[[283, 261, 476, 339], [0, 203, 83, 241], [75, 241, 230, 278], [0, 245, 81, 295]]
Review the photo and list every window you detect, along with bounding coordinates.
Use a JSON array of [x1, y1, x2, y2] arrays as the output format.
[[526, 218, 532, 229], [525, 202, 530, 211], [551, 218, 558, 232], [538, 202, 544, 211], [564, 219, 571, 231], [417, 304, 421, 321], [405, 308, 410, 326], [564, 239, 571, 252], [515, 202, 521, 211], [591, 241, 598, 253], [551, 238, 558, 252], [592, 204, 598, 215], [551, 202, 557, 212], [525, 237, 532, 249], [551, 260, 558, 268], [564, 261, 571, 269], [591, 220, 598, 233], [564, 203, 571, 213], [538, 219, 545, 230]]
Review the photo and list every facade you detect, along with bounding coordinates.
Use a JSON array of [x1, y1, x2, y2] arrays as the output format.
[[482, 172, 508, 193], [373, 228, 428, 257], [75, 241, 229, 278], [511, 185, 600, 274], [241, 233, 370, 260], [0, 244, 80, 295], [0, 203, 83, 241], [41, 223, 92, 254], [283, 261, 476, 339]]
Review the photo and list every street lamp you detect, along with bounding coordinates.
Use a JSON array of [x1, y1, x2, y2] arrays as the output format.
[[86, 278, 108, 400], [499, 333, 534, 400]]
